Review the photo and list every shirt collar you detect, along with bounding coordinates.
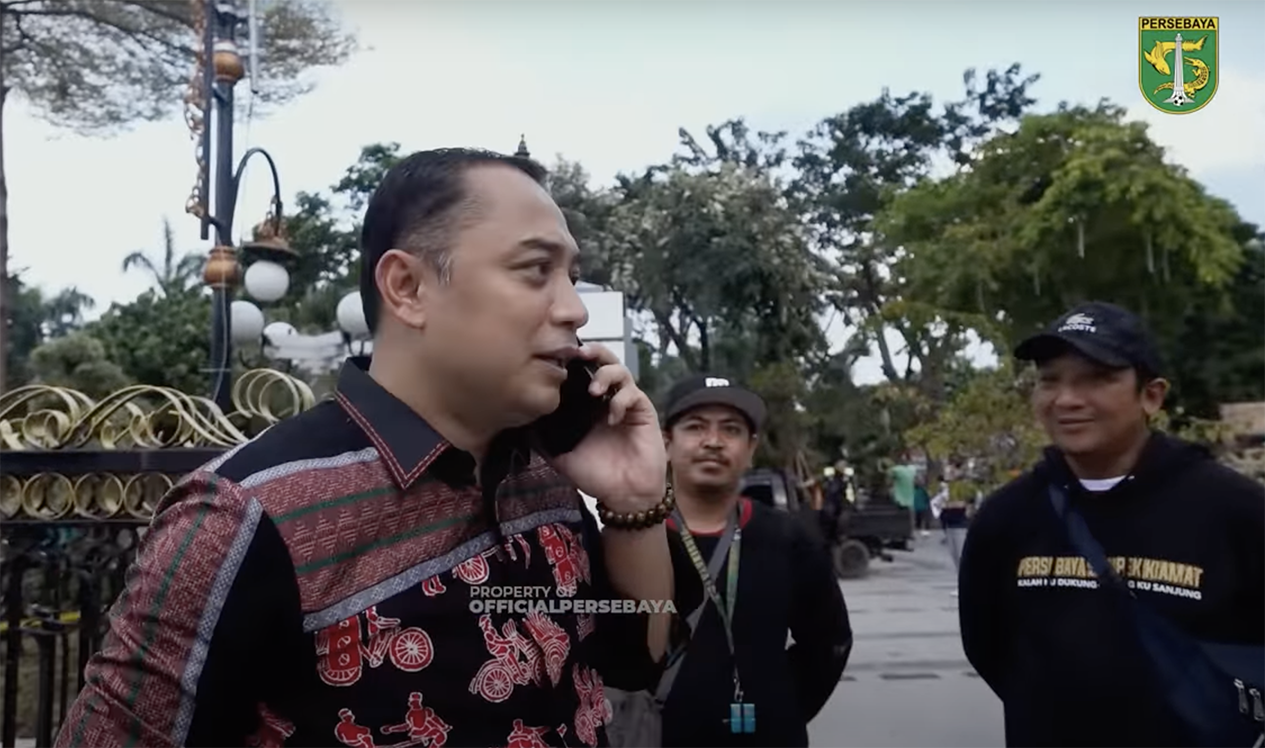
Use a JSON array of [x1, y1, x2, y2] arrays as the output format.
[[335, 356, 452, 490], [334, 356, 535, 491]]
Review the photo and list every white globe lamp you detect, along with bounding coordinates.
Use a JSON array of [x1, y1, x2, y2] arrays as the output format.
[[262, 321, 298, 346], [229, 300, 265, 346], [243, 260, 290, 303], [336, 292, 370, 338]]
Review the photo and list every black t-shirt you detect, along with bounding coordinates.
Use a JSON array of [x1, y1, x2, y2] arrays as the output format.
[[661, 499, 852, 748]]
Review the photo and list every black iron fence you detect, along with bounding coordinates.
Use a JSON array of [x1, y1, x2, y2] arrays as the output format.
[[0, 371, 315, 748]]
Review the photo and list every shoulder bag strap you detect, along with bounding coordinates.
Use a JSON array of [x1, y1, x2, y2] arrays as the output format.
[[1048, 483, 1265, 744], [654, 510, 739, 703], [1046, 484, 1135, 598]]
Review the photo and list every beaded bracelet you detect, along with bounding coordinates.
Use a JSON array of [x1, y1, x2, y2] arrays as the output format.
[[596, 482, 676, 530]]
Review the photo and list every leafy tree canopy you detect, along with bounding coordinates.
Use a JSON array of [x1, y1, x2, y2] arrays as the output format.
[[1, 0, 355, 131], [881, 101, 1246, 349]]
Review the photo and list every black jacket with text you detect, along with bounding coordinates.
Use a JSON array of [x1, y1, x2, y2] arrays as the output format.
[[959, 433, 1265, 747]]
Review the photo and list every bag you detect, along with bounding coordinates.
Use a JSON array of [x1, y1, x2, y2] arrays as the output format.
[[605, 516, 738, 748], [1047, 484, 1265, 747], [605, 689, 664, 748]]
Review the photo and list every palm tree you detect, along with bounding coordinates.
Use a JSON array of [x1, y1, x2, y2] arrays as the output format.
[[42, 287, 96, 338], [122, 218, 204, 296]]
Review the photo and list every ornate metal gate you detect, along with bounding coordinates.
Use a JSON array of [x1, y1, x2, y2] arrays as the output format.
[[0, 370, 315, 748]]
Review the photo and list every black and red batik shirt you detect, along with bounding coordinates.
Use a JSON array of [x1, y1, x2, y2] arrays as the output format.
[[57, 357, 667, 748]]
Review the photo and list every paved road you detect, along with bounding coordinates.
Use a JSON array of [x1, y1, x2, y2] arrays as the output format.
[[808, 534, 1006, 747]]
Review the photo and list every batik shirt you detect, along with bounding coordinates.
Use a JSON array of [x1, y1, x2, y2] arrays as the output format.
[[57, 357, 664, 748]]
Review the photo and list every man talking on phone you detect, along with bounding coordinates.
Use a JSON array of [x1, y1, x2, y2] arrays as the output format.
[[58, 148, 677, 747]]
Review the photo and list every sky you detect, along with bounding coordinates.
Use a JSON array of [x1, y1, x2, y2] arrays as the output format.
[[6, 0, 1262, 385]]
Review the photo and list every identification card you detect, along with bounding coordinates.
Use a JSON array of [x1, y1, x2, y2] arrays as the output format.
[[727, 702, 756, 734]]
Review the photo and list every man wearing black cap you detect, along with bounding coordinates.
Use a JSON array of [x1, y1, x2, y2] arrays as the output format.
[[958, 301, 1265, 747], [653, 374, 852, 747]]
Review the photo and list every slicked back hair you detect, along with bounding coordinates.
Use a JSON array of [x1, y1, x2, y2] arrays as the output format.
[[358, 147, 548, 336]]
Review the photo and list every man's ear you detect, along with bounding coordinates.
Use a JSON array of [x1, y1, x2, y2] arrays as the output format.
[[1140, 377, 1170, 417], [376, 249, 428, 330]]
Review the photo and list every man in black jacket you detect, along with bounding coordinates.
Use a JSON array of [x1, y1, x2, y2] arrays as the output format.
[[959, 301, 1265, 747], [655, 374, 852, 747]]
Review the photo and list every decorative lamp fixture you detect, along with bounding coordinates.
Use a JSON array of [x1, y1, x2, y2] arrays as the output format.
[[229, 300, 266, 346], [262, 321, 298, 346], [240, 203, 297, 303], [241, 201, 298, 264], [336, 291, 370, 339], [243, 260, 289, 303]]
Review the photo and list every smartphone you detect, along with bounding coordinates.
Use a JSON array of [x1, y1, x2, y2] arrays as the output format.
[[529, 337, 613, 457]]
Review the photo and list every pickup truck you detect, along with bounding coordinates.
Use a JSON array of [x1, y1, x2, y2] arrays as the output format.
[[739, 468, 913, 579]]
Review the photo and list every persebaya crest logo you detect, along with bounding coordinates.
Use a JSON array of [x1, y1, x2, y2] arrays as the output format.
[[1139, 16, 1219, 114]]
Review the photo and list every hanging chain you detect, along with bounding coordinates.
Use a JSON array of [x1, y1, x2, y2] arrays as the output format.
[[183, 0, 208, 220]]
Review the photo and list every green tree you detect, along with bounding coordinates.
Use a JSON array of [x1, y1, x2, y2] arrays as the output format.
[[27, 331, 131, 398], [540, 135, 831, 472], [792, 65, 1039, 396], [0, 0, 356, 391], [38, 286, 94, 338], [1166, 231, 1265, 416], [88, 287, 211, 394], [275, 142, 402, 331], [601, 160, 828, 374], [673, 118, 790, 173], [747, 359, 817, 473], [879, 101, 1251, 415], [905, 364, 1045, 493], [122, 218, 204, 296], [3, 270, 46, 387], [537, 123, 829, 381], [803, 343, 895, 458], [2, 271, 95, 387], [546, 157, 619, 287]]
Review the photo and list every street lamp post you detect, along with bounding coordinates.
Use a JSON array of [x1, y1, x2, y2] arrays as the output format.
[[193, 0, 292, 411]]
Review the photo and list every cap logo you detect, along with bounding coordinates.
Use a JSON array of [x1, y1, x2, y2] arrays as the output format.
[[1058, 313, 1096, 333], [704, 377, 731, 388]]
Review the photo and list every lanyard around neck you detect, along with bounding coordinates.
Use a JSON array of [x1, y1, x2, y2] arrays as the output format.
[[674, 508, 742, 655]]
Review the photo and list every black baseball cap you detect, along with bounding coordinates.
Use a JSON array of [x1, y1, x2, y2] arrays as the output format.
[[663, 375, 767, 433], [1014, 301, 1164, 377]]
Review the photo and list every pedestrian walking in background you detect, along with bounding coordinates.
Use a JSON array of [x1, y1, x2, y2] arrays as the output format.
[[941, 486, 970, 571], [913, 475, 933, 536], [888, 456, 917, 510], [929, 479, 949, 545], [820, 466, 846, 539]]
